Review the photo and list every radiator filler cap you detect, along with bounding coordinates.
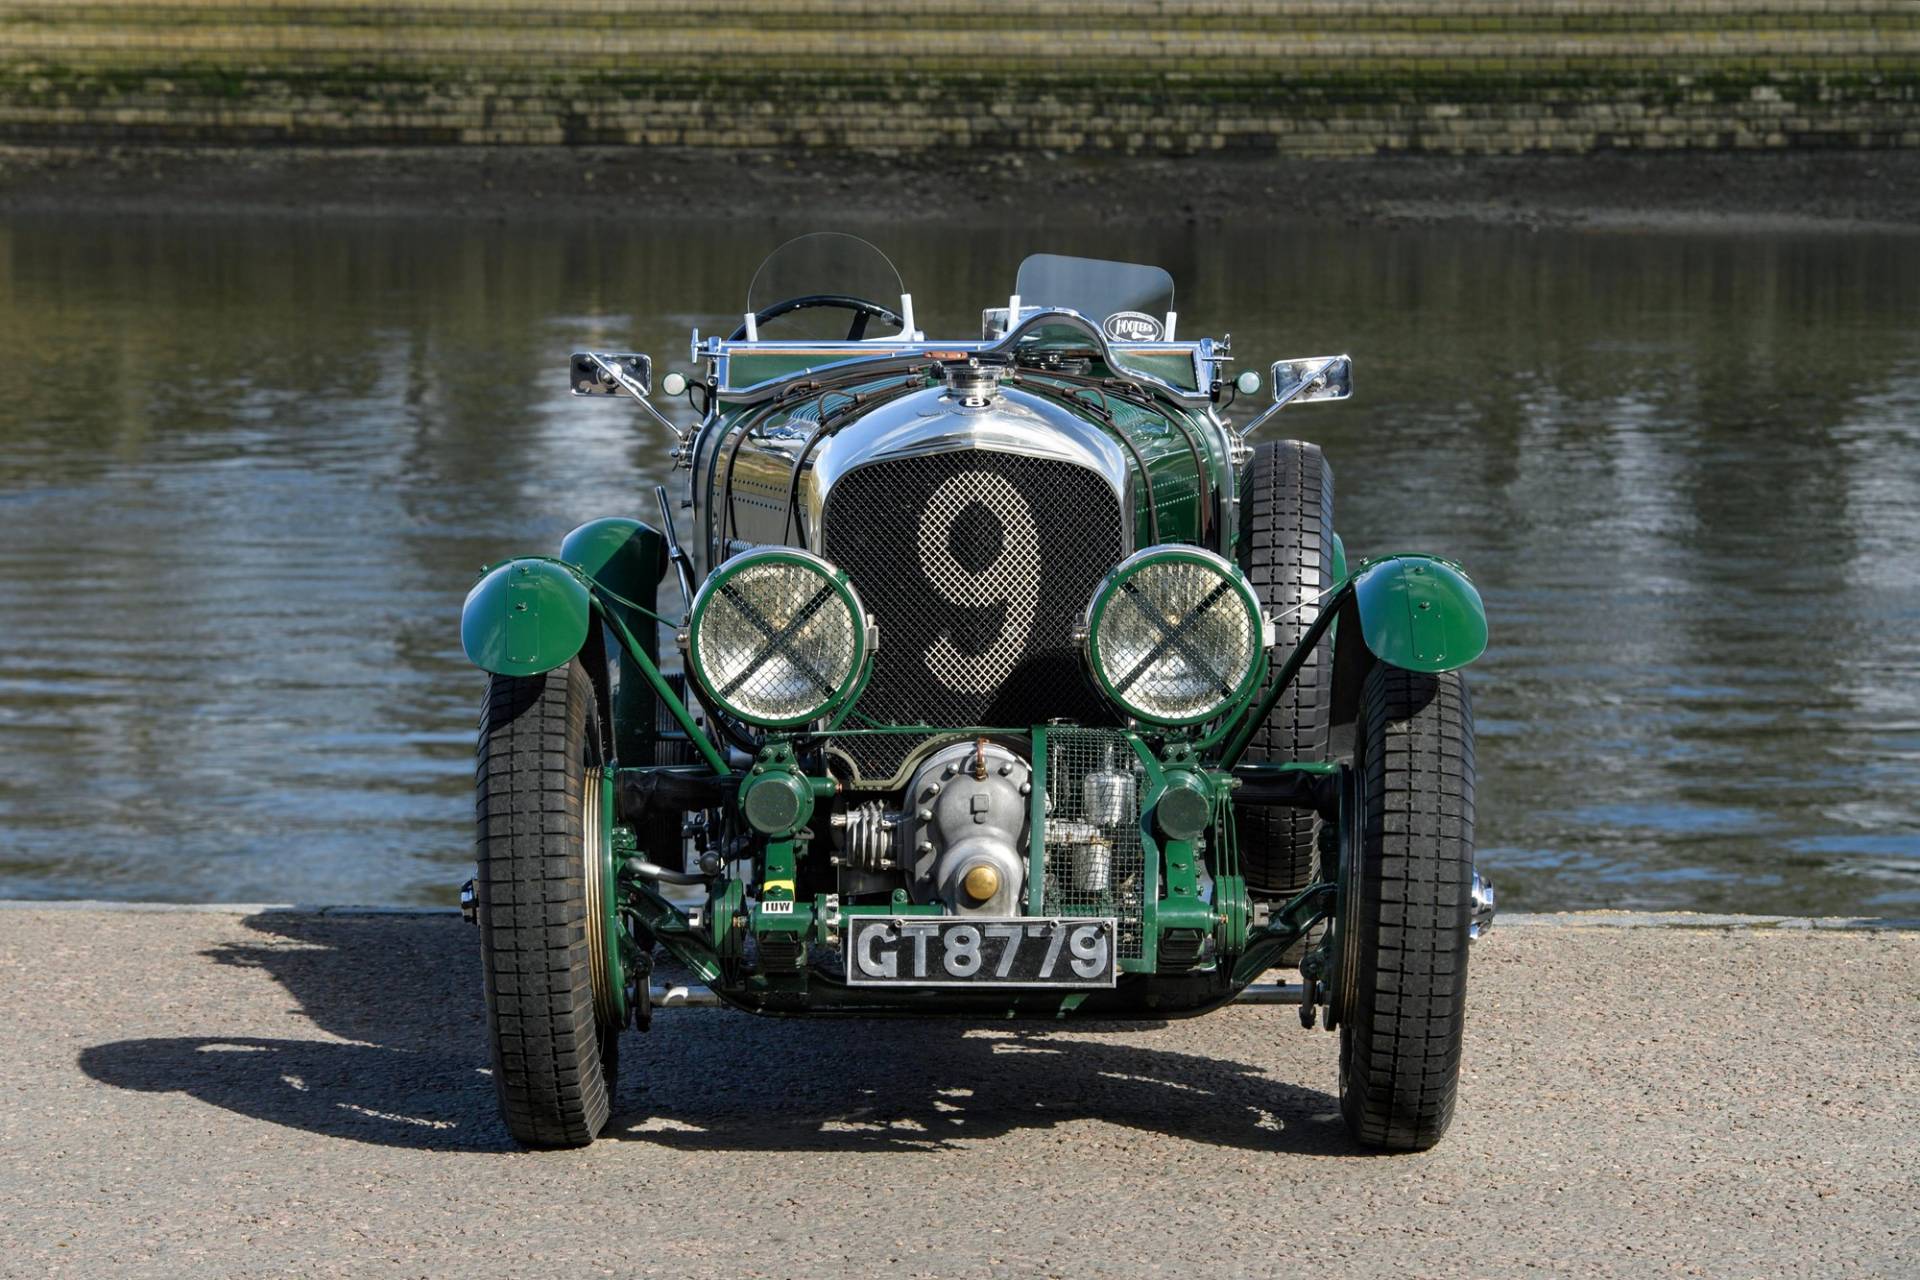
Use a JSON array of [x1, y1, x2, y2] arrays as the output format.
[[940, 360, 1004, 408]]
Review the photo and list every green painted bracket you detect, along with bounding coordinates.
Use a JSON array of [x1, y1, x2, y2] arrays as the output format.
[[594, 601, 732, 776], [1148, 765, 1214, 936], [1348, 554, 1487, 674], [754, 837, 805, 931], [460, 558, 593, 677], [1231, 882, 1336, 986], [625, 878, 725, 986]]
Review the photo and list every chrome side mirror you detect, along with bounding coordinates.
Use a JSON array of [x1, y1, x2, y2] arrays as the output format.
[[1270, 354, 1352, 406], [1237, 354, 1352, 440], [568, 350, 690, 454], [570, 351, 652, 397]]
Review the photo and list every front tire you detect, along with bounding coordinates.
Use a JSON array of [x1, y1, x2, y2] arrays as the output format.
[[1234, 439, 1336, 897], [1337, 663, 1476, 1152], [475, 659, 621, 1149]]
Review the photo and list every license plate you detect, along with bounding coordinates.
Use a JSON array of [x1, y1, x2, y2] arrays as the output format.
[[844, 917, 1118, 988]]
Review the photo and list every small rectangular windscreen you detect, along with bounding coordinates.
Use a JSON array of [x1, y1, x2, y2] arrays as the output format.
[[1014, 254, 1175, 342]]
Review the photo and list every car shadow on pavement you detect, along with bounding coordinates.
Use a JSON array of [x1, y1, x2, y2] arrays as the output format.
[[78, 912, 517, 1153], [609, 1011, 1356, 1155], [78, 1034, 512, 1152], [78, 913, 1355, 1156]]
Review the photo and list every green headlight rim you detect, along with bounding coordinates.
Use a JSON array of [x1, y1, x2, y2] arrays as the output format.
[[1085, 546, 1268, 728], [687, 548, 869, 730]]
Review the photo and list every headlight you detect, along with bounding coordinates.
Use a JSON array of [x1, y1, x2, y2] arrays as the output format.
[[685, 548, 868, 728], [1082, 547, 1265, 726]]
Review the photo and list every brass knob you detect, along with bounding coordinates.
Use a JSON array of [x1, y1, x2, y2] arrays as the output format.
[[962, 864, 1000, 903]]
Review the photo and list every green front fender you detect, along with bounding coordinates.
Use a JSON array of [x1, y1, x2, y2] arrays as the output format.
[[559, 518, 665, 611], [1348, 555, 1487, 673], [460, 559, 594, 677]]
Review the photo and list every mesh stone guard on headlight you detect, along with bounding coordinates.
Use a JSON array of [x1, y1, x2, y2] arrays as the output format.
[[684, 547, 870, 729], [1082, 546, 1266, 728]]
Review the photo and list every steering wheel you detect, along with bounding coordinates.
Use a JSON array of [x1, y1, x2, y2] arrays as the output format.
[[729, 293, 905, 342]]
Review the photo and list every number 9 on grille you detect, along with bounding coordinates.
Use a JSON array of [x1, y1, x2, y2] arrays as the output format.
[[1081, 547, 1266, 727], [685, 548, 870, 728]]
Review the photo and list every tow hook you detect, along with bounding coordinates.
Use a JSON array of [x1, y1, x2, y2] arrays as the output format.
[[459, 877, 477, 925], [1470, 869, 1496, 939]]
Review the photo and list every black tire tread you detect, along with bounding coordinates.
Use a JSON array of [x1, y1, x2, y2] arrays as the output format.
[[475, 661, 615, 1149], [1235, 439, 1335, 895], [1340, 664, 1475, 1152]]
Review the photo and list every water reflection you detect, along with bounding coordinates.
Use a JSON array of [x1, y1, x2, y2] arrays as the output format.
[[0, 216, 1914, 911]]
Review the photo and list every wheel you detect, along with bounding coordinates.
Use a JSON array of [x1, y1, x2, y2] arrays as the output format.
[[1336, 663, 1475, 1152], [1234, 439, 1336, 897], [475, 658, 622, 1148]]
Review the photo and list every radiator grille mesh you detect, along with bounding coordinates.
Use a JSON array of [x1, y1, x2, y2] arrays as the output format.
[[821, 450, 1122, 785], [1042, 728, 1148, 961]]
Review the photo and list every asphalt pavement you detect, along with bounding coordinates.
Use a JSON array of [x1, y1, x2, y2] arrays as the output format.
[[0, 906, 1913, 1279]]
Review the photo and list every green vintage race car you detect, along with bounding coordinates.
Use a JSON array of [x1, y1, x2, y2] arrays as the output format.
[[459, 235, 1493, 1151]]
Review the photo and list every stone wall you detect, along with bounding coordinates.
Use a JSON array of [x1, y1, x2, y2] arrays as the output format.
[[1, 1, 1915, 154]]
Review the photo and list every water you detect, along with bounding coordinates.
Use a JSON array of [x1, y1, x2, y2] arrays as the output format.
[[1, 216, 1915, 913]]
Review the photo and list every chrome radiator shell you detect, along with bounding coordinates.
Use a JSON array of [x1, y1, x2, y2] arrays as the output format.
[[810, 387, 1132, 787]]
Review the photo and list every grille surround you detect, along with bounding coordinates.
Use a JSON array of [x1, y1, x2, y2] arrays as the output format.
[[821, 448, 1124, 786]]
